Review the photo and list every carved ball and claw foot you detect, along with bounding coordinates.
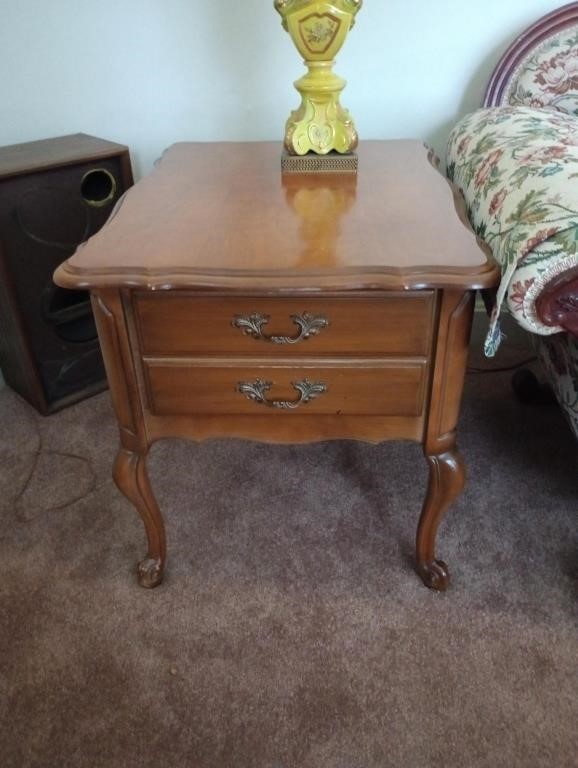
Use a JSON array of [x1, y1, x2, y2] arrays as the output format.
[[417, 559, 450, 592], [416, 449, 465, 592], [137, 557, 164, 589]]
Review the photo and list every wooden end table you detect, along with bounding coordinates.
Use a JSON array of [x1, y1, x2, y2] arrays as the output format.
[[54, 141, 499, 590]]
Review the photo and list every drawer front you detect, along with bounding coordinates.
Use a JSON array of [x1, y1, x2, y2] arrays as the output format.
[[143, 360, 428, 417], [134, 293, 435, 357]]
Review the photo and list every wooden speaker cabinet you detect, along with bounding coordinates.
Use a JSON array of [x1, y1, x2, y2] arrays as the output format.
[[0, 134, 133, 414]]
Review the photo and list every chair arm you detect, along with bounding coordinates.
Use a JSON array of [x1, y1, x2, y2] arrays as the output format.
[[536, 266, 578, 337], [447, 106, 578, 352]]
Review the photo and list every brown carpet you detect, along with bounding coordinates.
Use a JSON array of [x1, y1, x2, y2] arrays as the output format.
[[1, 315, 577, 768]]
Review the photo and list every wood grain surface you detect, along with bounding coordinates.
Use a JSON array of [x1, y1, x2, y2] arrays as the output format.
[[54, 141, 498, 292], [134, 292, 435, 357], [142, 359, 428, 417]]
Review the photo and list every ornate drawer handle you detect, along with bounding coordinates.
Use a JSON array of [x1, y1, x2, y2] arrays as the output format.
[[237, 378, 327, 410], [232, 312, 329, 344]]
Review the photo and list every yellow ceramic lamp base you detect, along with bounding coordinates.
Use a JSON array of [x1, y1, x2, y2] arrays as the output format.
[[275, 0, 362, 156]]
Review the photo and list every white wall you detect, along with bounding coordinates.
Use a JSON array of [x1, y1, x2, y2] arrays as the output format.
[[0, 0, 564, 388], [0, 0, 563, 177]]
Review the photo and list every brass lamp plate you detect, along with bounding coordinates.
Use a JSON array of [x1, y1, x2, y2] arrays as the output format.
[[281, 149, 358, 174]]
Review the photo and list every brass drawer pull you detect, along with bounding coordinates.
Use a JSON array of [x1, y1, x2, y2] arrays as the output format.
[[232, 312, 329, 344], [237, 378, 327, 410]]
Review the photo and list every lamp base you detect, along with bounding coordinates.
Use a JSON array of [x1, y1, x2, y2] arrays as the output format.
[[281, 149, 358, 174]]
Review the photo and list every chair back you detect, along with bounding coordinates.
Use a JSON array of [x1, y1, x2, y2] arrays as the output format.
[[484, 2, 578, 114]]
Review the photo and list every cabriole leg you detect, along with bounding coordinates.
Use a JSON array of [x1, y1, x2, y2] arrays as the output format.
[[417, 289, 474, 590], [113, 447, 166, 588], [91, 290, 167, 588], [416, 449, 465, 591]]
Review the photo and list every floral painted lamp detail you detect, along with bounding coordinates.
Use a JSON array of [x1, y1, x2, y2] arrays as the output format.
[[275, 0, 362, 169]]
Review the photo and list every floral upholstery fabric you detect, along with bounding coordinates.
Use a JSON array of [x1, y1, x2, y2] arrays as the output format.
[[504, 26, 578, 116], [447, 106, 578, 356], [447, 105, 578, 438]]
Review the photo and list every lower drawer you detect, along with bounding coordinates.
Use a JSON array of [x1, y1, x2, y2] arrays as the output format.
[[143, 360, 428, 417]]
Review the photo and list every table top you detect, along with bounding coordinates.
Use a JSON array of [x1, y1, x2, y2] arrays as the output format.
[[54, 141, 499, 292]]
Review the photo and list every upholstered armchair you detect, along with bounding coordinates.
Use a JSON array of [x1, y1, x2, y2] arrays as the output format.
[[446, 3, 578, 438]]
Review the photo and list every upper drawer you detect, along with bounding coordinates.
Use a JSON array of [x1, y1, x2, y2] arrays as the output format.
[[133, 293, 436, 357]]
